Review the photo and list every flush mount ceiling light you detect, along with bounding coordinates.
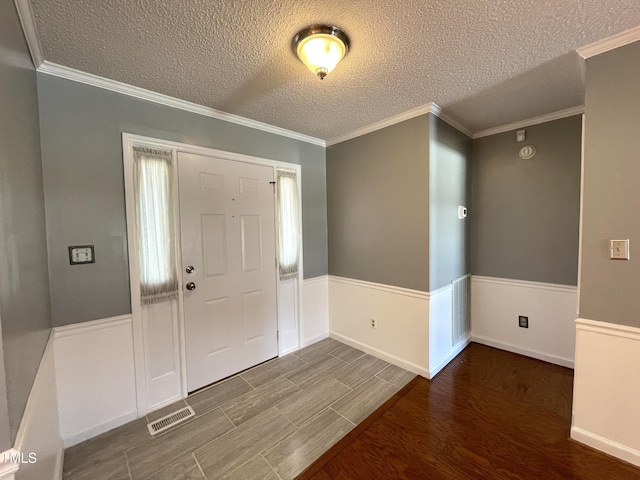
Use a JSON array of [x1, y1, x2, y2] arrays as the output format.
[[293, 25, 350, 80]]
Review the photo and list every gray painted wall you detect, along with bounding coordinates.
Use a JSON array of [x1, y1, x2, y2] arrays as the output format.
[[326, 115, 430, 292], [429, 115, 472, 290], [471, 115, 582, 286], [0, 2, 52, 445], [579, 41, 640, 327], [37, 75, 327, 327]]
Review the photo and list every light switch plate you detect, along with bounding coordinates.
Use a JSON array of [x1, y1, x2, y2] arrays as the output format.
[[69, 245, 95, 265], [610, 239, 629, 260]]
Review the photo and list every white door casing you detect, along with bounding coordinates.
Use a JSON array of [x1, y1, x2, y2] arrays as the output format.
[[123, 134, 303, 415], [177, 152, 278, 392]]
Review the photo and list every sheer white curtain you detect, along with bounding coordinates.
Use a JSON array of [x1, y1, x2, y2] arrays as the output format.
[[277, 170, 301, 280], [133, 146, 178, 304]]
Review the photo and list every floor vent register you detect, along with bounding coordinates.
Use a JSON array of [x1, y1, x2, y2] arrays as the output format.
[[147, 405, 195, 435]]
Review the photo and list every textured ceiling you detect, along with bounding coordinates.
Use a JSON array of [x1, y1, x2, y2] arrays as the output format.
[[31, 0, 640, 140]]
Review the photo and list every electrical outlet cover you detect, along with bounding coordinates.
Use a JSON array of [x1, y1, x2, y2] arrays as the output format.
[[518, 316, 529, 328]]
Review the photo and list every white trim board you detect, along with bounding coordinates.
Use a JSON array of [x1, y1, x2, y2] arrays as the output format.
[[471, 335, 574, 369], [471, 275, 577, 368], [571, 427, 640, 468], [575, 318, 640, 341], [328, 275, 429, 300], [53, 315, 138, 447], [430, 334, 471, 379], [13, 0, 44, 68], [53, 314, 132, 338], [37, 61, 325, 147], [0, 449, 20, 480], [429, 104, 474, 139], [326, 103, 473, 146], [33, 59, 584, 149], [572, 318, 640, 467], [330, 332, 429, 378], [328, 276, 431, 377], [7, 332, 63, 480], [577, 25, 640, 59], [302, 274, 329, 286], [471, 275, 578, 293], [302, 276, 329, 348], [472, 106, 585, 139]]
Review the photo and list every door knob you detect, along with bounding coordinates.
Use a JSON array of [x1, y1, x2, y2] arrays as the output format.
[[185, 282, 196, 291], [186, 266, 195, 274]]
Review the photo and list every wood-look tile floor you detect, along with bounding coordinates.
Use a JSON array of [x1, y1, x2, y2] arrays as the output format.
[[62, 338, 415, 480], [301, 343, 640, 480]]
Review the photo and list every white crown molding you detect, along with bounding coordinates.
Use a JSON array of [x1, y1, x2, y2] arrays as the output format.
[[37, 62, 326, 147], [429, 104, 474, 138], [326, 103, 474, 146], [326, 103, 436, 146], [577, 25, 640, 59], [472, 106, 585, 139], [14, 0, 44, 68]]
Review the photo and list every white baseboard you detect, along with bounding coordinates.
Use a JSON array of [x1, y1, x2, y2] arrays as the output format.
[[54, 315, 138, 447], [302, 332, 329, 348], [571, 318, 640, 467], [0, 449, 20, 480], [54, 447, 63, 480], [571, 426, 640, 467], [471, 335, 574, 368], [330, 331, 429, 378], [2, 333, 63, 480], [429, 334, 471, 378], [61, 411, 138, 449], [471, 276, 577, 368]]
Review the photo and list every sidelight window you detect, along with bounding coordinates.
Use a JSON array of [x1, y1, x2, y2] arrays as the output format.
[[133, 146, 178, 304], [276, 170, 301, 280]]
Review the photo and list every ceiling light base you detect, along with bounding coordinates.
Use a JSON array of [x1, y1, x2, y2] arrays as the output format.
[[293, 25, 350, 80]]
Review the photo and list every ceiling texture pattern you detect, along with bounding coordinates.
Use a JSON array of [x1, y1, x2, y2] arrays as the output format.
[[31, 0, 640, 140]]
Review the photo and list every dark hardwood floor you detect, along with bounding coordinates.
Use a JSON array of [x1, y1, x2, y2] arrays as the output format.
[[297, 343, 640, 480]]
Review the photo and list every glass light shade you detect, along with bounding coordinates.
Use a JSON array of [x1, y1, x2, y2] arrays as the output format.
[[297, 34, 347, 79], [293, 26, 350, 80]]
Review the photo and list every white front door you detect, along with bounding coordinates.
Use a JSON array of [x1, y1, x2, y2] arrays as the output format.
[[177, 152, 278, 392]]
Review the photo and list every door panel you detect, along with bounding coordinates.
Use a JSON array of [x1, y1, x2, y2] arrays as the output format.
[[178, 152, 277, 392]]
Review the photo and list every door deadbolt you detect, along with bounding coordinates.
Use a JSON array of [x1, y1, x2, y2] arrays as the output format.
[[186, 265, 195, 274], [185, 282, 196, 291]]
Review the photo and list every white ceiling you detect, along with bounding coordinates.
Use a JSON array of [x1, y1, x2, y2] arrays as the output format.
[[30, 0, 640, 141]]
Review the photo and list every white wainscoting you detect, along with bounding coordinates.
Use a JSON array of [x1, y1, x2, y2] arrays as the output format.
[[0, 333, 63, 480], [328, 276, 430, 377], [571, 318, 640, 467], [471, 276, 577, 368], [428, 285, 470, 379], [53, 315, 137, 447], [302, 276, 329, 346]]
